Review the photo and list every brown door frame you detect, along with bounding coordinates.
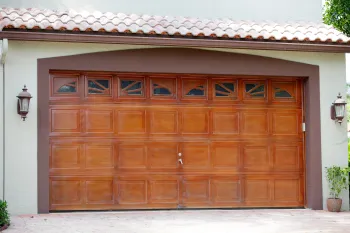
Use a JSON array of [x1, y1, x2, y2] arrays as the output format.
[[38, 48, 321, 213]]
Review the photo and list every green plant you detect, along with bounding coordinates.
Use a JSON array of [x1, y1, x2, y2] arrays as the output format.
[[326, 166, 350, 199], [0, 200, 10, 227], [323, 0, 350, 36]]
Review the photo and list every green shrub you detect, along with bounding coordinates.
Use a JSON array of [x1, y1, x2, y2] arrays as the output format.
[[0, 200, 10, 227], [326, 166, 350, 198]]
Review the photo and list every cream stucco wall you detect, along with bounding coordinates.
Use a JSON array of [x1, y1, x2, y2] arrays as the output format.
[[4, 40, 348, 214]]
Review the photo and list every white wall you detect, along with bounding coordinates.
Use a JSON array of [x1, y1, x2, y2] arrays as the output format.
[[4, 41, 347, 214], [0, 0, 322, 22]]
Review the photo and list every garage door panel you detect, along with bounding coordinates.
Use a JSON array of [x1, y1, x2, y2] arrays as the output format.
[[149, 110, 178, 135], [117, 143, 147, 169], [117, 110, 146, 134], [240, 111, 268, 135], [211, 178, 241, 203], [181, 110, 209, 135], [272, 110, 301, 136], [212, 111, 239, 135], [86, 180, 114, 204], [116, 180, 147, 205], [50, 179, 83, 206], [85, 109, 114, 133], [273, 179, 300, 202], [50, 144, 82, 169], [51, 109, 81, 134], [273, 144, 301, 171], [243, 145, 271, 171], [148, 143, 178, 169], [211, 143, 240, 169], [182, 177, 210, 204], [182, 143, 210, 169], [244, 179, 270, 202], [85, 144, 115, 169], [150, 179, 179, 204]]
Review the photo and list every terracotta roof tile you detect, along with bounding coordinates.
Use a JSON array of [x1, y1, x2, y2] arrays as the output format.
[[1, 7, 349, 43]]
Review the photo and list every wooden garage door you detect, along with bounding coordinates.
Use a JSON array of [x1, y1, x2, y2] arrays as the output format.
[[49, 72, 304, 211]]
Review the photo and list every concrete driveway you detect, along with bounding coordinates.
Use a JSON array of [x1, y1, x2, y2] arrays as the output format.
[[4, 209, 350, 233]]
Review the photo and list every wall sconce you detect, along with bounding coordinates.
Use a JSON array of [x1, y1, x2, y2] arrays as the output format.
[[17, 85, 32, 121], [330, 93, 347, 124]]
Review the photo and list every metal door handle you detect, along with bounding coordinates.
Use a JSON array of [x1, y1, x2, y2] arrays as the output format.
[[178, 158, 183, 165]]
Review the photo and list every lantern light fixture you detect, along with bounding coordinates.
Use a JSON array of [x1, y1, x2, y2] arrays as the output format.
[[330, 93, 347, 124], [17, 85, 32, 121]]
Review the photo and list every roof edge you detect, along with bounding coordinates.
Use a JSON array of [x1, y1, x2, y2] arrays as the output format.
[[1, 31, 350, 53]]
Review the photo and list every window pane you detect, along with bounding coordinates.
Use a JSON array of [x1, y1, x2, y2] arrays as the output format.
[[251, 85, 264, 94], [88, 80, 104, 90], [215, 82, 235, 97], [57, 82, 77, 93], [275, 88, 292, 98], [186, 88, 204, 96], [245, 84, 256, 92], [121, 80, 143, 96], [245, 83, 265, 98], [121, 81, 142, 90], [154, 85, 171, 95]]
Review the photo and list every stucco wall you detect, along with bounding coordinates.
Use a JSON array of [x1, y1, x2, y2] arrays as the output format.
[[4, 40, 348, 214], [1, 0, 322, 22]]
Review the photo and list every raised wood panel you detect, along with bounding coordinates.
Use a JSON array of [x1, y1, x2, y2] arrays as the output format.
[[181, 110, 209, 134], [274, 179, 299, 202], [86, 180, 114, 204], [211, 179, 240, 203], [85, 110, 114, 133], [50, 180, 82, 205], [149, 110, 178, 134], [85, 144, 114, 169], [212, 111, 239, 134], [212, 143, 239, 169], [148, 143, 178, 169], [117, 180, 147, 204], [51, 144, 81, 169], [272, 112, 299, 135], [49, 73, 304, 210], [273, 145, 300, 170], [241, 111, 268, 135], [182, 178, 210, 204], [150, 180, 179, 203], [244, 179, 270, 202], [243, 146, 270, 170], [51, 109, 80, 133], [117, 110, 146, 134], [118, 144, 146, 169], [182, 143, 210, 169]]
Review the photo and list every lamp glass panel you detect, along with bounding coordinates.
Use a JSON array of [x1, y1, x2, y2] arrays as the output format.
[[20, 98, 29, 112], [335, 104, 345, 117]]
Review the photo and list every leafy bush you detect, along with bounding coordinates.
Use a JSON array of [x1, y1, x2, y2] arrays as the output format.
[[0, 200, 10, 227], [326, 166, 350, 199], [323, 0, 350, 36]]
